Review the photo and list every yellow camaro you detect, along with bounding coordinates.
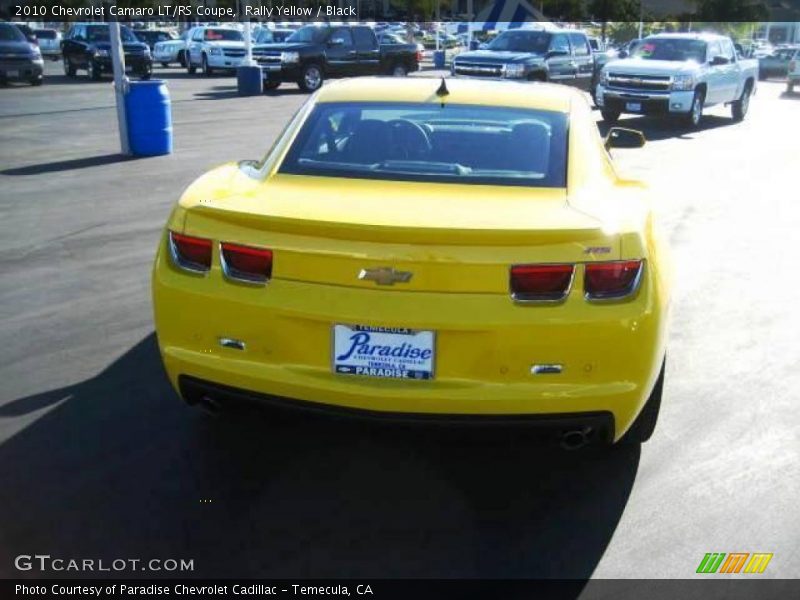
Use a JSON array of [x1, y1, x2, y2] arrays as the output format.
[[152, 77, 671, 448]]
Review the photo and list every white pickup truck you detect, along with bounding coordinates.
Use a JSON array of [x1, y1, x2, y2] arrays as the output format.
[[596, 33, 758, 127]]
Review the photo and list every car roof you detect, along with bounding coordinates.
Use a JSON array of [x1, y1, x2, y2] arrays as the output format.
[[646, 32, 726, 42], [316, 77, 575, 113]]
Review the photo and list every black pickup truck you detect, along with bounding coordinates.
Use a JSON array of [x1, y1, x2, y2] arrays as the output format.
[[452, 28, 596, 92], [252, 24, 421, 92]]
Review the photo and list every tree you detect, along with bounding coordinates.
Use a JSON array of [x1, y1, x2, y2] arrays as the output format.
[[692, 0, 768, 21], [588, 0, 640, 42]]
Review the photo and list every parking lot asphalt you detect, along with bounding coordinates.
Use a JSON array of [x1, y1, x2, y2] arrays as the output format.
[[0, 62, 799, 581]]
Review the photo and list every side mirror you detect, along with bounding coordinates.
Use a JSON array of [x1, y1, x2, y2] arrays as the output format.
[[710, 55, 729, 66], [605, 127, 646, 150], [546, 49, 569, 59]]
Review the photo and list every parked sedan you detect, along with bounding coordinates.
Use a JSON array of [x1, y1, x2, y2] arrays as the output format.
[[0, 23, 44, 85], [62, 23, 152, 80], [33, 28, 62, 59], [152, 77, 670, 448]]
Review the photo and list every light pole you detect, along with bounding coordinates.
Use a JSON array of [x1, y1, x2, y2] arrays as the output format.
[[109, 21, 130, 155]]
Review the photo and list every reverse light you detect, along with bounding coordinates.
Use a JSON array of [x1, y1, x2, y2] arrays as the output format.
[[168, 231, 212, 274], [220, 242, 273, 285], [510, 264, 575, 303], [584, 260, 643, 301]]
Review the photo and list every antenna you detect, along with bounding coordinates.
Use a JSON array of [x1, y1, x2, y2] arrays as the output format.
[[436, 77, 449, 98]]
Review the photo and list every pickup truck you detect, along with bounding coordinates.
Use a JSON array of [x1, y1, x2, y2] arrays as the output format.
[[451, 27, 597, 92], [252, 24, 421, 92], [595, 33, 758, 127]]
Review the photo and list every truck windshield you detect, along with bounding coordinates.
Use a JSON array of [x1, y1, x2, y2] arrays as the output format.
[[487, 31, 550, 54], [204, 29, 244, 42], [279, 102, 568, 188], [633, 38, 707, 62], [87, 26, 138, 43], [287, 26, 329, 44]]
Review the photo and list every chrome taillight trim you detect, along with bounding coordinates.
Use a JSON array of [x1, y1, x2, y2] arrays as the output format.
[[219, 242, 271, 286], [584, 260, 645, 303], [510, 264, 576, 305], [168, 230, 210, 275]]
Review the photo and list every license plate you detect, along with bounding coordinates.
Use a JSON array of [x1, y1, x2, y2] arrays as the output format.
[[626, 102, 642, 112], [333, 325, 435, 380], [6, 70, 19, 77]]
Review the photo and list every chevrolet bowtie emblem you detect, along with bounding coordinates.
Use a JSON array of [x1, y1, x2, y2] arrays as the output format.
[[358, 267, 413, 286]]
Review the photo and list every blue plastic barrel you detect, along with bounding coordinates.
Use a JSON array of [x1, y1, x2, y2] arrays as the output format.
[[433, 50, 446, 69], [237, 65, 263, 96], [125, 80, 173, 157]]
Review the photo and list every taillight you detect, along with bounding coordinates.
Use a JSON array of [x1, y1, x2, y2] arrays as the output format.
[[220, 242, 273, 284], [584, 260, 643, 300], [416, 50, 423, 62], [168, 231, 212, 273], [510, 264, 575, 303]]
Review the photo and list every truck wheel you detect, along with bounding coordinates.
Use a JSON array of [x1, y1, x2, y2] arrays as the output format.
[[619, 359, 665, 445], [298, 64, 323, 92], [682, 88, 705, 128], [731, 82, 752, 121], [63, 56, 76, 77], [178, 50, 186, 68], [161, 62, 169, 68], [391, 63, 407, 77], [201, 54, 214, 77], [600, 109, 620, 124]]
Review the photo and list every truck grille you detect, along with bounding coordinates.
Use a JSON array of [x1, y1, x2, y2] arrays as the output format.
[[454, 61, 503, 77], [253, 51, 281, 64], [223, 48, 245, 58], [607, 73, 671, 92]]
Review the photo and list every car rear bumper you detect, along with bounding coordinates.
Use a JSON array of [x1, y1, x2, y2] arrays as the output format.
[[153, 236, 669, 441], [179, 374, 616, 441], [0, 59, 43, 80], [596, 86, 695, 115]]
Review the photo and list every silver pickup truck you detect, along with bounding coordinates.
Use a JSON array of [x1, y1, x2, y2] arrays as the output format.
[[595, 33, 758, 127]]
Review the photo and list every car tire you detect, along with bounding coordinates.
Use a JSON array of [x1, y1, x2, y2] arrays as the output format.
[[391, 63, 407, 77], [63, 56, 76, 77], [264, 81, 281, 91], [619, 359, 665, 445], [682, 88, 705, 128], [731, 81, 752, 121], [788, 81, 795, 94], [30, 77, 43, 86], [87, 61, 101, 81], [186, 53, 196, 75], [138, 70, 152, 81], [600, 109, 620, 123], [298, 63, 323, 92], [202, 54, 213, 77], [161, 62, 169, 68], [178, 50, 186, 68]]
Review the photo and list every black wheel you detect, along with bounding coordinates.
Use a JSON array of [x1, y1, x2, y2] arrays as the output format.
[[619, 359, 665, 445], [161, 62, 169, 68], [731, 82, 752, 121], [186, 52, 196, 75], [682, 88, 705, 128], [788, 81, 795, 94], [390, 63, 407, 77], [298, 63, 323, 92], [87, 61, 102, 81], [138, 70, 152, 81], [30, 77, 43, 86], [201, 54, 213, 77], [601, 109, 620, 123], [63, 56, 76, 77], [178, 50, 186, 68], [263, 81, 281, 91]]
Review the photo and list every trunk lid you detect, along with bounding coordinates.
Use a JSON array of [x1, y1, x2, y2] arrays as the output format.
[[183, 173, 620, 295]]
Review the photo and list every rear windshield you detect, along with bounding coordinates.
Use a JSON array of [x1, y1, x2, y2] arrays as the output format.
[[279, 102, 568, 188], [633, 38, 707, 62]]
